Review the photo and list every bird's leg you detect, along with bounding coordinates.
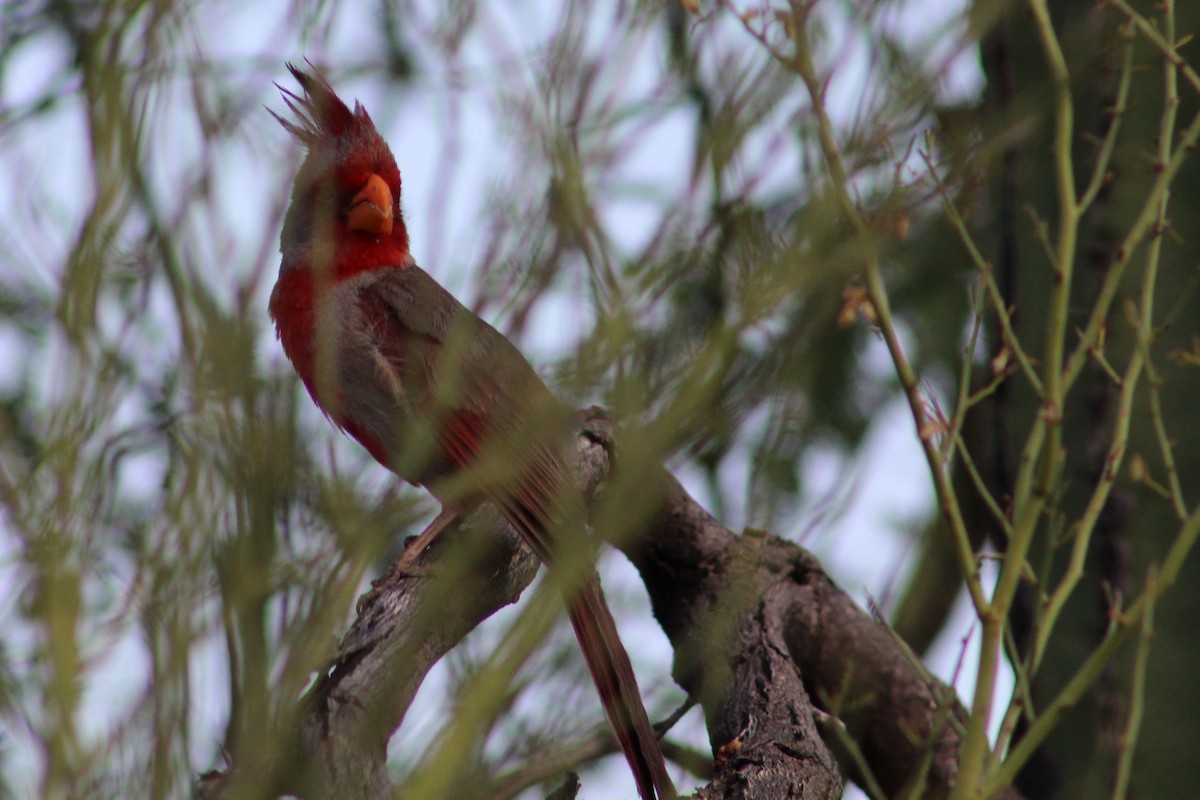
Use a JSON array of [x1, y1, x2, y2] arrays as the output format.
[[395, 505, 460, 572], [356, 505, 461, 614]]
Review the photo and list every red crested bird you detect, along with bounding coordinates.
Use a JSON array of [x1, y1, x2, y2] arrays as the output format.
[[268, 65, 675, 799]]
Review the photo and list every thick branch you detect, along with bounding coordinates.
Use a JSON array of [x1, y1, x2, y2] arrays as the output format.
[[595, 416, 1022, 800], [198, 410, 1022, 800]]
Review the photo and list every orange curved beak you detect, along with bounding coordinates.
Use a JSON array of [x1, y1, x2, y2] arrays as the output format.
[[346, 173, 394, 236]]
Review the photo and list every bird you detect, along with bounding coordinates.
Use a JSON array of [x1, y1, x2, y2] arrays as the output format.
[[267, 64, 675, 800]]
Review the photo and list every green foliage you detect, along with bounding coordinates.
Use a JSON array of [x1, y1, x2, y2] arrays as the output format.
[[2, 0, 1198, 798]]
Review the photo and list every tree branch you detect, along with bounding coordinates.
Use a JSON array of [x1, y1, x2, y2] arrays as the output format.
[[198, 410, 1024, 799]]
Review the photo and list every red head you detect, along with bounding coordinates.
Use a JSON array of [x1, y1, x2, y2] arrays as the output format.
[[273, 63, 410, 276]]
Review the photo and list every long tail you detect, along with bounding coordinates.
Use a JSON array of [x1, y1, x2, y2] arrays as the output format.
[[567, 574, 675, 800], [440, 427, 675, 798]]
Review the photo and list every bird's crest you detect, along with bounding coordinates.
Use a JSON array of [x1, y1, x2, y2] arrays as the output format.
[[271, 61, 374, 144]]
